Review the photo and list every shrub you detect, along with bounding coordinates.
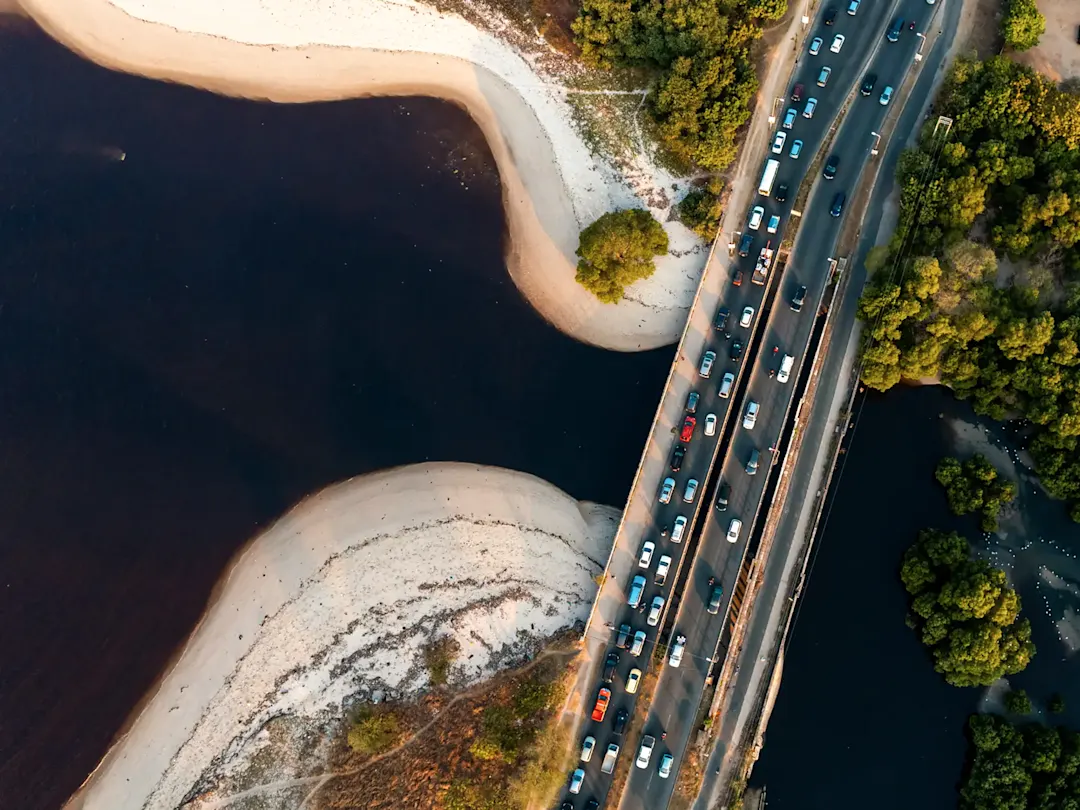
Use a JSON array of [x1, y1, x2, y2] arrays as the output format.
[[347, 707, 403, 755], [424, 635, 461, 687], [677, 181, 725, 241], [1004, 688, 1032, 714]]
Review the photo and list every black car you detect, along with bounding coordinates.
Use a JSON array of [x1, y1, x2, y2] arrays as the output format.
[[730, 340, 744, 362], [823, 5, 837, 24], [562, 802, 574, 810], [612, 708, 629, 735], [830, 192, 846, 217], [715, 481, 731, 511], [714, 306, 730, 331], [670, 445, 686, 472], [861, 73, 877, 96], [603, 651, 619, 683], [823, 154, 839, 180], [774, 182, 789, 203], [791, 285, 808, 312], [587, 801, 600, 810], [686, 391, 700, 413], [707, 584, 725, 615], [616, 623, 631, 648]]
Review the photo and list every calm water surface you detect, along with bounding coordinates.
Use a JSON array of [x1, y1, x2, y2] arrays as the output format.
[[0, 27, 673, 808], [753, 386, 1080, 809]]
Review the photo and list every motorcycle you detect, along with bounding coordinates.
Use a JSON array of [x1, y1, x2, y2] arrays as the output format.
[[909, 21, 915, 29], [768, 369, 776, 378]]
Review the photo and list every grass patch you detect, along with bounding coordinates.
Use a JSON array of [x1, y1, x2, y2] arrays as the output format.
[[347, 706, 405, 755], [424, 636, 461, 687]]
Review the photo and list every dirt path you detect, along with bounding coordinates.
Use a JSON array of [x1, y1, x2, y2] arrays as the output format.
[[188, 648, 578, 810], [1013, 0, 1080, 83]]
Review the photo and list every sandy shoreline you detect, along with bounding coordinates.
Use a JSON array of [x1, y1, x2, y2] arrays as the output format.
[[63, 462, 618, 810], [16, 0, 706, 351]]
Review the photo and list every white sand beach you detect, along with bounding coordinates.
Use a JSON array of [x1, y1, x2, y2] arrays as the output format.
[[17, 0, 707, 351], [63, 462, 618, 810]]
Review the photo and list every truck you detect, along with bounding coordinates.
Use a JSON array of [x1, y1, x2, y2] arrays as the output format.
[[758, 158, 780, 197], [752, 241, 775, 286], [601, 743, 620, 774]]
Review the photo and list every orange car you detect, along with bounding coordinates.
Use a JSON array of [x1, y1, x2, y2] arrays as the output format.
[[591, 687, 612, 722]]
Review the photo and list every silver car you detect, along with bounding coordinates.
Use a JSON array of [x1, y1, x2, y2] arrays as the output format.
[[809, 36, 823, 55], [659, 753, 674, 778], [683, 478, 699, 503], [699, 350, 717, 378], [743, 400, 760, 429], [647, 595, 665, 626], [659, 476, 676, 504]]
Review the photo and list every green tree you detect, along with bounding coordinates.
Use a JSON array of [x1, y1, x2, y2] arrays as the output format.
[[678, 179, 724, 240], [935, 455, 1018, 530], [900, 529, 1035, 687], [575, 209, 669, 303], [1001, 0, 1046, 52], [1004, 688, 1033, 714], [1049, 693, 1067, 714]]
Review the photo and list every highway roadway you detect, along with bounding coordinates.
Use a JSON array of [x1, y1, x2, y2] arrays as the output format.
[[619, 0, 942, 808]]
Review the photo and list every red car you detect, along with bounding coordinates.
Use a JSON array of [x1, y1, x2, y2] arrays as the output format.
[[733, 270, 744, 287], [680, 416, 697, 443], [792, 82, 804, 103], [591, 687, 611, 722]]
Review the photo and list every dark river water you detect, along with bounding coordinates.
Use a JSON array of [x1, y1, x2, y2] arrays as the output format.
[[753, 385, 1080, 809], [0, 26, 674, 808]]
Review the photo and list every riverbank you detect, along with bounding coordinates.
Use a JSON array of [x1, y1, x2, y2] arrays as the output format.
[[63, 462, 617, 810], [15, 0, 705, 352]]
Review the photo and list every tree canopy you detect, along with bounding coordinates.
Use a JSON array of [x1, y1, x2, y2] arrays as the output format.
[[900, 529, 1034, 687], [573, 0, 786, 240], [856, 56, 1080, 520], [961, 714, 1080, 810], [575, 208, 670, 302], [935, 455, 1018, 531], [1001, 0, 1046, 52]]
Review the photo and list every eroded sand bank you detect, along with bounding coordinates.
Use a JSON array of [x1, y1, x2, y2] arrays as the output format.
[[17, 0, 706, 351], [64, 462, 618, 810]]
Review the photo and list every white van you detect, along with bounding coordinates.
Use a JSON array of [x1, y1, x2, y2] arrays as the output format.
[[778, 354, 795, 383]]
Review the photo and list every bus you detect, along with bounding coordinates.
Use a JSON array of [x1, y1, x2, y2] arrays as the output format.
[[758, 158, 780, 197]]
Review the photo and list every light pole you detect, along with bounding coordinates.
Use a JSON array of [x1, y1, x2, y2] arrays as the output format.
[[768, 96, 785, 125], [914, 32, 926, 62], [870, 131, 882, 156]]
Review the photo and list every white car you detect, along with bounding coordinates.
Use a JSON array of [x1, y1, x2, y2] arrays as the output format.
[[740, 306, 755, 327], [782, 107, 797, 129], [659, 476, 675, 504], [570, 768, 585, 794], [847, 0, 860, 13], [671, 515, 688, 543], [727, 518, 743, 544], [668, 634, 686, 667], [803, 97, 817, 118], [631, 629, 647, 657], [626, 667, 642, 694], [809, 36, 823, 55], [581, 735, 596, 762], [655, 555, 672, 583], [880, 86, 894, 106], [704, 413, 717, 436], [659, 753, 674, 778], [683, 478, 699, 503], [767, 215, 781, 234], [830, 34, 845, 53], [817, 66, 832, 87], [770, 131, 787, 154], [638, 540, 655, 568], [636, 736, 656, 769], [749, 205, 765, 230], [699, 350, 716, 378], [743, 400, 760, 429], [647, 595, 665, 627], [790, 139, 804, 159]]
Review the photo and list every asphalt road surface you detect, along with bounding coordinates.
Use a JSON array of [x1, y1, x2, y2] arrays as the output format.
[[617, 2, 940, 808]]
